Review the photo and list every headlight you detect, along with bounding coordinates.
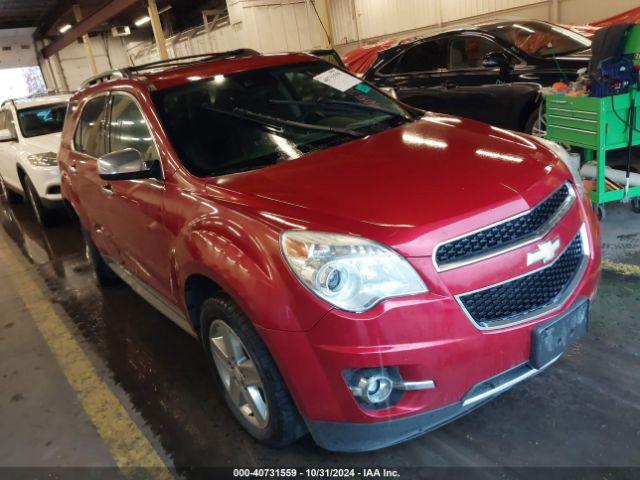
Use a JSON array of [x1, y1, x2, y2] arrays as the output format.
[[538, 138, 585, 196], [280, 231, 427, 312], [27, 152, 58, 167]]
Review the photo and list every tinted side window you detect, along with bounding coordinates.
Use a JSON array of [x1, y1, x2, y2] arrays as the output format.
[[449, 36, 504, 69], [378, 55, 401, 75], [395, 40, 447, 73], [74, 96, 108, 157], [108, 95, 158, 161]]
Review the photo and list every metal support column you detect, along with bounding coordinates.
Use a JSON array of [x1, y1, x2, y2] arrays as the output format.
[[148, 0, 169, 61], [73, 4, 98, 75], [550, 0, 560, 23]]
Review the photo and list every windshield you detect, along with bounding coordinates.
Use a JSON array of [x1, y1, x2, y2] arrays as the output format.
[[486, 21, 591, 57], [152, 61, 412, 177], [16, 102, 68, 138]]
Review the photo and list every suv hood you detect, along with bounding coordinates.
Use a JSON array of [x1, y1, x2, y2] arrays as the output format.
[[22, 132, 62, 155], [209, 116, 571, 257]]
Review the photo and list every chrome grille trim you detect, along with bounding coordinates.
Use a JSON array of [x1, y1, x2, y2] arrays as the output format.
[[433, 182, 576, 272], [454, 224, 590, 331]]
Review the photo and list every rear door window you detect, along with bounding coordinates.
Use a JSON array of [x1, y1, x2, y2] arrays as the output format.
[[74, 95, 109, 157], [448, 35, 504, 70], [394, 40, 447, 73]]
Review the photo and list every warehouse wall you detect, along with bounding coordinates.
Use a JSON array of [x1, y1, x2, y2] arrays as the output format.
[[329, 0, 545, 45], [127, 0, 329, 65], [559, 0, 640, 25], [329, 0, 637, 53], [0, 28, 38, 69], [57, 36, 130, 90], [38, 0, 638, 88]]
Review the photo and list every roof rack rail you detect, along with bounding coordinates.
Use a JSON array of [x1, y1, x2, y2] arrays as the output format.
[[129, 48, 259, 73], [79, 49, 259, 90], [80, 69, 130, 90]]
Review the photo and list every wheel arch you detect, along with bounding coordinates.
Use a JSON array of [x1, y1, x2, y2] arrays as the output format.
[[173, 217, 330, 334], [183, 273, 224, 336], [16, 163, 27, 189]]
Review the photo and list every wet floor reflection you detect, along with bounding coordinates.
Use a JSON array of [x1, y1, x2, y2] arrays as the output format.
[[2, 195, 640, 475]]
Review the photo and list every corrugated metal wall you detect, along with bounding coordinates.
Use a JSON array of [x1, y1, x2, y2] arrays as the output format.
[[440, 0, 543, 23], [354, 0, 441, 40], [330, 0, 547, 46], [57, 36, 130, 89]]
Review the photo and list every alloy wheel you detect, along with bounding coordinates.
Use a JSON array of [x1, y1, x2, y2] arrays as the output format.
[[209, 320, 269, 429]]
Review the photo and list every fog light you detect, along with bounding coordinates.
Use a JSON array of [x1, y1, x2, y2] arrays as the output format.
[[344, 367, 437, 409], [345, 367, 401, 407], [358, 374, 393, 404]]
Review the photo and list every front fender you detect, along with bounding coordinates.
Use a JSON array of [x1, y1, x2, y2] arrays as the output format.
[[173, 211, 331, 333]]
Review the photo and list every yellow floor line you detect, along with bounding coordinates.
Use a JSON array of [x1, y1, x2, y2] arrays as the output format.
[[602, 259, 640, 277], [0, 234, 173, 479]]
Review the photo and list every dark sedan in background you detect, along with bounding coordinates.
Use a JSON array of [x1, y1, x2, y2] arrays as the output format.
[[356, 21, 591, 134]]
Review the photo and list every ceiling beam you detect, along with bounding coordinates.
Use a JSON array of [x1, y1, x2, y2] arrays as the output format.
[[41, 0, 140, 58], [38, 0, 76, 38]]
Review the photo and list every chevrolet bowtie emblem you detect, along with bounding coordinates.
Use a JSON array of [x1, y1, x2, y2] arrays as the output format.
[[527, 237, 561, 267]]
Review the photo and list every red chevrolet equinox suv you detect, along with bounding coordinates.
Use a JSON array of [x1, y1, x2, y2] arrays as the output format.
[[59, 50, 601, 452]]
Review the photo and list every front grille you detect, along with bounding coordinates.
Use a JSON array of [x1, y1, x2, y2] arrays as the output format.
[[435, 184, 572, 269], [458, 232, 584, 328]]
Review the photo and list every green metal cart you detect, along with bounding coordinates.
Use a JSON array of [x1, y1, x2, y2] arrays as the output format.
[[545, 89, 640, 218]]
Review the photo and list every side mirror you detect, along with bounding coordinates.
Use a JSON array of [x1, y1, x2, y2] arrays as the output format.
[[482, 51, 511, 69], [0, 129, 16, 142], [97, 148, 161, 181]]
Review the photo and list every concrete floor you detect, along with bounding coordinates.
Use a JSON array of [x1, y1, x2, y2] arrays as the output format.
[[0, 196, 639, 478]]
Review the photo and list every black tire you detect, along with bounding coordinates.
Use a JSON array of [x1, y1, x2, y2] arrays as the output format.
[[632, 198, 640, 214], [23, 176, 55, 227], [200, 295, 306, 447], [83, 229, 121, 286], [0, 175, 22, 204], [524, 107, 545, 136]]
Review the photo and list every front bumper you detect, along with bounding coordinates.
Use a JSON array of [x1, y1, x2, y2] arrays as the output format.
[[306, 358, 553, 452], [25, 164, 62, 206], [305, 298, 590, 452]]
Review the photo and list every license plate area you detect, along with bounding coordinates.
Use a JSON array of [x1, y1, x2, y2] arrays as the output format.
[[530, 299, 589, 370]]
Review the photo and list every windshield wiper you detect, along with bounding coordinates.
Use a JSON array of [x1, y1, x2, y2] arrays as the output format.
[[203, 104, 365, 139], [270, 99, 412, 121]]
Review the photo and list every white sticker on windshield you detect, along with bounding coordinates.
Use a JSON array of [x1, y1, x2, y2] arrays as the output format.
[[313, 68, 361, 92]]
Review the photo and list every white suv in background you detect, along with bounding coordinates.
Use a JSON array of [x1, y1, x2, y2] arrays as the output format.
[[0, 94, 71, 226]]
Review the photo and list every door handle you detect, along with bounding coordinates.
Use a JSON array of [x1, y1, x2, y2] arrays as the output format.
[[101, 184, 114, 196], [443, 81, 457, 89], [68, 165, 78, 174]]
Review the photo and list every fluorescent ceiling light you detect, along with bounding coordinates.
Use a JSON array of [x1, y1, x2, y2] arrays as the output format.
[[135, 16, 151, 26], [59, 24, 72, 33]]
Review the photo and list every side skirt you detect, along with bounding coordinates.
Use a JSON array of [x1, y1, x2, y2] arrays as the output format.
[[105, 258, 197, 339]]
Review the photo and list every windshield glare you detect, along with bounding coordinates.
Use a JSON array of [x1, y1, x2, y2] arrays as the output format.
[[487, 22, 591, 57], [153, 62, 411, 177], [17, 103, 67, 138]]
